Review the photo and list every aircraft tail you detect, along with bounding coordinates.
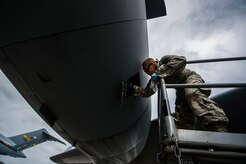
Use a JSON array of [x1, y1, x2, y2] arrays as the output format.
[[8, 128, 65, 151]]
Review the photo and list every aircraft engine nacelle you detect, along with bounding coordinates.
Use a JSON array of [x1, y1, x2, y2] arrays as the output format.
[[0, 0, 166, 163]]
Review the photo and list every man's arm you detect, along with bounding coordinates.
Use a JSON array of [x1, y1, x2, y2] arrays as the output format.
[[157, 55, 186, 78], [133, 79, 158, 97]]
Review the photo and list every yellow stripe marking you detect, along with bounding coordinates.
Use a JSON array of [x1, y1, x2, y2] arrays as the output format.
[[23, 134, 31, 141]]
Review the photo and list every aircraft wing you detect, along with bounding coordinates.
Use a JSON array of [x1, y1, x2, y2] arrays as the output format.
[[0, 128, 65, 158], [8, 128, 65, 151]]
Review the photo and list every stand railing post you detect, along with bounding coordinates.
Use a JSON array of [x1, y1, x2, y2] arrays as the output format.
[[157, 77, 180, 163]]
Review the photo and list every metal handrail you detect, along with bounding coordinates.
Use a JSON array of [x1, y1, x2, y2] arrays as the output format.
[[187, 56, 246, 64], [165, 83, 246, 88]]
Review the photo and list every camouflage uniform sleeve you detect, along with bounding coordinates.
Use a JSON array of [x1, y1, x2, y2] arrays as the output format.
[[133, 79, 158, 97], [157, 55, 186, 78]]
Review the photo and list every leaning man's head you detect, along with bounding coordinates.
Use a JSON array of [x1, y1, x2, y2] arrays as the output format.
[[142, 58, 156, 76]]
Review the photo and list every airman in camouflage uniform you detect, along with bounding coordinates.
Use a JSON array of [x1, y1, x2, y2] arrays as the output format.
[[133, 55, 229, 132]]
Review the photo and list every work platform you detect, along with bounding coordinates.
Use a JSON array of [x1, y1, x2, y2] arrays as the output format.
[[157, 75, 246, 164], [161, 128, 246, 164]]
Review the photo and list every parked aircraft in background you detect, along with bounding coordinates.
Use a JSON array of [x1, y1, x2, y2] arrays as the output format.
[[0, 128, 65, 158]]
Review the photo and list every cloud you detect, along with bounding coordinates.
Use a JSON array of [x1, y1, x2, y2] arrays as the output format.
[[0, 73, 20, 102], [184, 1, 246, 38], [148, 0, 246, 57], [148, 0, 246, 119]]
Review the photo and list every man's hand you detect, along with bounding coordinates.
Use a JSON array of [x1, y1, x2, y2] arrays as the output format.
[[133, 85, 142, 96], [121, 82, 134, 99]]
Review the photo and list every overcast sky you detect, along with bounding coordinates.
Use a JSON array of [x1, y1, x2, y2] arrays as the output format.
[[1, 0, 246, 163], [148, 0, 246, 118]]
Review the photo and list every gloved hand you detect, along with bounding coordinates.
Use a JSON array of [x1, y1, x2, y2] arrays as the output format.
[[151, 72, 159, 82]]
